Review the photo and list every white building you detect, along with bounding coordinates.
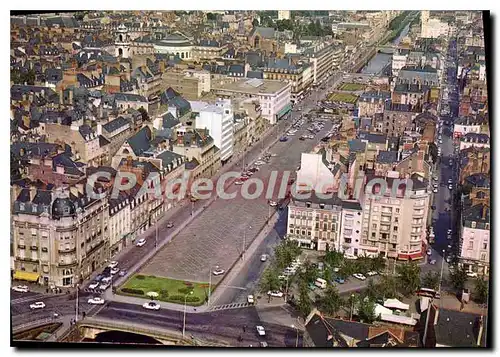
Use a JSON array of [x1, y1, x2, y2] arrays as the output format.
[[108, 193, 131, 256], [190, 98, 234, 161], [212, 78, 291, 125], [339, 201, 364, 256], [278, 10, 291, 20], [392, 53, 408, 77], [421, 11, 449, 39], [296, 151, 335, 193], [459, 203, 490, 276]]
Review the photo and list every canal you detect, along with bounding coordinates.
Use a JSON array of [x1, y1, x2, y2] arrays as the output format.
[[361, 23, 411, 75]]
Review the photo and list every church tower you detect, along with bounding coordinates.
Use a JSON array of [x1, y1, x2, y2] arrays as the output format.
[[115, 24, 130, 58]]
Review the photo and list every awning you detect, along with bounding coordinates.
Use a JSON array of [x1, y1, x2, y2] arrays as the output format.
[[398, 253, 409, 260], [277, 103, 292, 118], [384, 298, 410, 310], [14, 271, 40, 282], [409, 252, 424, 260]]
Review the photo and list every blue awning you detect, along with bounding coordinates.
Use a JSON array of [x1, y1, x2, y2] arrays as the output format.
[[277, 103, 292, 118]]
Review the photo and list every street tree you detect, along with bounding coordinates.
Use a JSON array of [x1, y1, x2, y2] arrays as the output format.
[[396, 262, 421, 296], [421, 271, 440, 290], [274, 240, 301, 270], [370, 255, 387, 273], [324, 250, 344, 268], [296, 281, 313, 317], [259, 267, 281, 302], [474, 277, 488, 304], [138, 107, 149, 122], [378, 275, 398, 299], [316, 286, 343, 317], [358, 298, 377, 324], [297, 260, 318, 286], [448, 265, 468, 291]]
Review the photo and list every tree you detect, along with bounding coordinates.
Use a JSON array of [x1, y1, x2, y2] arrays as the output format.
[[324, 250, 344, 268], [274, 240, 301, 270], [421, 271, 440, 290], [316, 286, 343, 317], [297, 260, 318, 285], [474, 278, 488, 304], [358, 298, 377, 324], [252, 18, 259, 27], [448, 265, 468, 291], [138, 107, 149, 121], [396, 262, 421, 296], [370, 255, 386, 273], [259, 267, 281, 302], [378, 275, 398, 299], [296, 281, 313, 317], [206, 12, 217, 21]]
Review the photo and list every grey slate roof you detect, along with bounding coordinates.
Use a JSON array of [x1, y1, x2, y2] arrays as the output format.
[[115, 92, 148, 103], [348, 139, 366, 153], [102, 116, 130, 134], [377, 150, 399, 164], [162, 112, 180, 129], [434, 309, 486, 347], [127, 126, 153, 156], [249, 26, 275, 39], [358, 131, 387, 144], [156, 150, 184, 169]]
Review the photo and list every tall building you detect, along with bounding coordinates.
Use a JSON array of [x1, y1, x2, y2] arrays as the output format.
[[190, 99, 235, 162]]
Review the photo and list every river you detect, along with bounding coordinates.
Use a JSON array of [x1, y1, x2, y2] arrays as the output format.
[[361, 23, 411, 75]]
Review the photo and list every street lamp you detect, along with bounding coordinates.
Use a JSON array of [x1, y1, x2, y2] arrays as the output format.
[[291, 324, 299, 347], [182, 290, 193, 338], [349, 294, 355, 321], [75, 283, 79, 323], [207, 264, 218, 307]]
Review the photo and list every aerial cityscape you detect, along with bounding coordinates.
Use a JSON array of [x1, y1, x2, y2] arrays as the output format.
[[10, 10, 490, 347]]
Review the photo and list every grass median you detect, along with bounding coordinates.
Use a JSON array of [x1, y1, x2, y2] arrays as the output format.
[[327, 92, 359, 104], [118, 274, 210, 306], [339, 83, 366, 91]]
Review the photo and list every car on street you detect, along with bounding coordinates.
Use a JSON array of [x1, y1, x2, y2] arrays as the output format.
[[279, 137, 288, 142], [254, 161, 265, 166], [212, 268, 225, 276], [429, 260, 437, 265], [268, 200, 278, 207], [99, 282, 111, 291], [88, 297, 105, 305], [136, 238, 147, 247], [427, 249, 432, 256], [256, 326, 266, 336], [366, 271, 378, 277], [267, 291, 283, 298], [467, 272, 478, 278], [12, 285, 29, 293], [433, 188, 438, 193], [235, 180, 244, 185], [143, 301, 161, 310], [248, 167, 259, 173], [333, 267, 340, 272], [110, 267, 119, 275], [89, 281, 100, 290], [448, 178, 453, 184], [334, 277, 345, 284], [446, 256, 452, 263], [247, 295, 255, 304], [118, 270, 127, 277], [101, 276, 112, 284], [30, 302, 46, 310], [448, 184, 453, 190], [353, 273, 366, 280], [190, 196, 199, 202], [167, 222, 174, 228], [260, 254, 267, 262], [108, 261, 119, 269]]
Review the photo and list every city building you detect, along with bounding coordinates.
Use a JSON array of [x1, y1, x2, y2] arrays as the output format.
[[278, 10, 291, 21], [211, 78, 291, 124], [190, 98, 234, 162], [421, 11, 450, 39]]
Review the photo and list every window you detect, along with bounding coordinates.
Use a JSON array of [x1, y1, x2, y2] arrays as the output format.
[[372, 224, 377, 229], [471, 221, 476, 228], [480, 253, 487, 261], [393, 226, 398, 232], [482, 243, 487, 250], [468, 241, 474, 250], [395, 208, 400, 213]]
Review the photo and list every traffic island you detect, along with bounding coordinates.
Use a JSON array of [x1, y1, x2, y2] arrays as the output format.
[[118, 275, 210, 306]]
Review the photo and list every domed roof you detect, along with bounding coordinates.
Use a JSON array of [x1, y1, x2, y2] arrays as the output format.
[[51, 197, 76, 219], [158, 33, 192, 46]]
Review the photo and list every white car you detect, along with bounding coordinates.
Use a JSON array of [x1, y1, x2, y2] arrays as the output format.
[[88, 297, 105, 305], [101, 276, 112, 284], [260, 254, 267, 262], [448, 185, 453, 190], [136, 238, 147, 247], [143, 301, 161, 310], [427, 249, 432, 256], [88, 281, 100, 290], [254, 161, 265, 166], [111, 267, 119, 275], [353, 273, 366, 281], [268, 200, 278, 207], [235, 180, 244, 185], [267, 291, 283, 298], [367, 271, 378, 277], [433, 188, 438, 193], [429, 259, 437, 265], [30, 302, 46, 310], [247, 295, 255, 304], [108, 261, 119, 269], [333, 267, 340, 273], [12, 285, 29, 293], [467, 272, 478, 278], [212, 268, 225, 276], [166, 222, 174, 228], [99, 282, 111, 291], [256, 326, 266, 336]]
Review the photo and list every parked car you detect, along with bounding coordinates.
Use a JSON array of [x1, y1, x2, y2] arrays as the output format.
[[30, 302, 46, 310], [212, 268, 225, 276], [136, 238, 147, 247], [467, 271, 478, 278], [279, 137, 288, 142], [235, 180, 244, 185], [88, 281, 100, 290], [448, 184, 453, 190], [366, 271, 378, 277], [101, 276, 112, 284], [260, 254, 267, 262], [166, 222, 174, 228], [429, 259, 437, 265], [256, 326, 266, 336], [99, 282, 111, 291], [143, 301, 161, 310], [353, 273, 366, 281], [268, 200, 278, 207], [427, 249, 432, 256], [110, 267, 119, 275], [118, 270, 127, 277], [247, 295, 255, 304], [12, 285, 29, 293], [267, 291, 283, 298], [88, 297, 105, 305], [108, 261, 119, 269]]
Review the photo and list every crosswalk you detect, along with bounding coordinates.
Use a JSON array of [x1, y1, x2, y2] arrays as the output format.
[[209, 302, 251, 312]]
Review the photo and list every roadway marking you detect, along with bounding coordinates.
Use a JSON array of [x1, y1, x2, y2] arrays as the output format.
[[210, 302, 251, 312]]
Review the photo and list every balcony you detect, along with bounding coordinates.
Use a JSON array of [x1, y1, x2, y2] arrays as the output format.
[[30, 246, 38, 251], [17, 256, 39, 263], [58, 260, 77, 267], [17, 245, 26, 249]]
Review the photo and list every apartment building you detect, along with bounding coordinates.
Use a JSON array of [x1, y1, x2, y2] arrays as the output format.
[[12, 184, 109, 287], [98, 116, 133, 158], [162, 68, 211, 100], [303, 42, 335, 85], [286, 194, 343, 251], [212, 78, 291, 125], [459, 202, 490, 276], [339, 201, 364, 256], [359, 172, 430, 260], [357, 91, 391, 117], [262, 59, 313, 103], [190, 98, 234, 162]]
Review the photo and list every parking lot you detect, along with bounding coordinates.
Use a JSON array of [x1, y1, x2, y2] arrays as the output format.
[[140, 122, 334, 283]]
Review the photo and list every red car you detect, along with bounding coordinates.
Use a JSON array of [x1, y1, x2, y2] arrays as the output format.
[[239, 176, 249, 181], [288, 178, 295, 185]]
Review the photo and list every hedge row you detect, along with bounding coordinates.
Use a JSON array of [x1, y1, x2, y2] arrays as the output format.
[[121, 288, 144, 295]]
